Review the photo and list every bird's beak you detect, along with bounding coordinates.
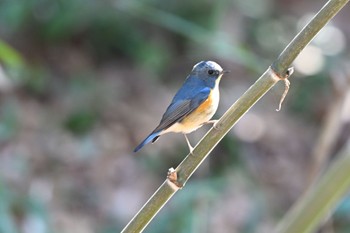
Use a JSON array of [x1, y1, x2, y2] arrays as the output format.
[[222, 70, 231, 74]]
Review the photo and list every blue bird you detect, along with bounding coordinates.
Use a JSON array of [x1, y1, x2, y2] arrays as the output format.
[[134, 61, 228, 153]]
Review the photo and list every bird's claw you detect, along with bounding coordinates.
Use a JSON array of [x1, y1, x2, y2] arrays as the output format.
[[189, 146, 194, 155], [204, 119, 219, 130]]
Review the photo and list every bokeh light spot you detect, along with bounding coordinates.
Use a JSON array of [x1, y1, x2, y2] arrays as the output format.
[[234, 113, 265, 142], [293, 45, 325, 76], [314, 25, 346, 56]]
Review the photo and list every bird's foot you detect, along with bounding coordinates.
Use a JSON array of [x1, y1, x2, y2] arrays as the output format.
[[188, 145, 194, 155], [203, 119, 219, 130], [184, 134, 195, 155]]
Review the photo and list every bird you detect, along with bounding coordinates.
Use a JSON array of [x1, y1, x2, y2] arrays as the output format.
[[134, 61, 228, 153]]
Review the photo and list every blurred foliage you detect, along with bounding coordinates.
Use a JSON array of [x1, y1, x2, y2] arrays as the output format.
[[335, 196, 350, 233], [0, 40, 24, 68], [289, 73, 331, 122], [64, 110, 97, 136], [0, 0, 170, 71], [0, 180, 49, 233], [0, 101, 19, 142], [22, 66, 51, 98], [211, 136, 242, 175], [0, 0, 349, 232], [0, 182, 17, 233], [0, 0, 263, 73]]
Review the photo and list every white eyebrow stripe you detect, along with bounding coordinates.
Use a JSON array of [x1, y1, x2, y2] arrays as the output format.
[[192, 61, 223, 72], [206, 61, 223, 71]]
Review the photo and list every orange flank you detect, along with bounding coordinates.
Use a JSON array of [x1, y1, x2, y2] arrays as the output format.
[[179, 90, 215, 129], [194, 92, 213, 115], [160, 86, 219, 134]]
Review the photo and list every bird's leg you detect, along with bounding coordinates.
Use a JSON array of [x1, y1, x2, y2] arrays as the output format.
[[184, 134, 194, 155], [202, 119, 219, 129]]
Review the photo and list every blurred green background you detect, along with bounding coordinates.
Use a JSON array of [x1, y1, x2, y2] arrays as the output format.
[[0, 0, 349, 232]]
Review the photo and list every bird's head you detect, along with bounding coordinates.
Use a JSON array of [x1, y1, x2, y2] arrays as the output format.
[[191, 61, 229, 85]]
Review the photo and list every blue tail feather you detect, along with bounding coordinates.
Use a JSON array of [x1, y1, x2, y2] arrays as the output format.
[[134, 132, 160, 152]]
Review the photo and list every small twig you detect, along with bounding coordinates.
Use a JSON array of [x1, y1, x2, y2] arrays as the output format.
[[167, 167, 183, 189], [276, 67, 293, 111]]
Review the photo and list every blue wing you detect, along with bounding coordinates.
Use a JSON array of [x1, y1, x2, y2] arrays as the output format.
[[133, 77, 211, 152], [153, 85, 211, 133]]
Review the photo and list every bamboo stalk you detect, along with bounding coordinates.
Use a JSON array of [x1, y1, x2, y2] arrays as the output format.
[[274, 141, 350, 233]]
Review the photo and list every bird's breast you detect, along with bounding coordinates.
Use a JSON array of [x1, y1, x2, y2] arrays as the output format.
[[166, 86, 220, 134], [194, 88, 218, 116]]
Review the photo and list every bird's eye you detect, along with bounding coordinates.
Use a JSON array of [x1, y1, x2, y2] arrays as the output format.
[[208, 70, 214, 75]]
